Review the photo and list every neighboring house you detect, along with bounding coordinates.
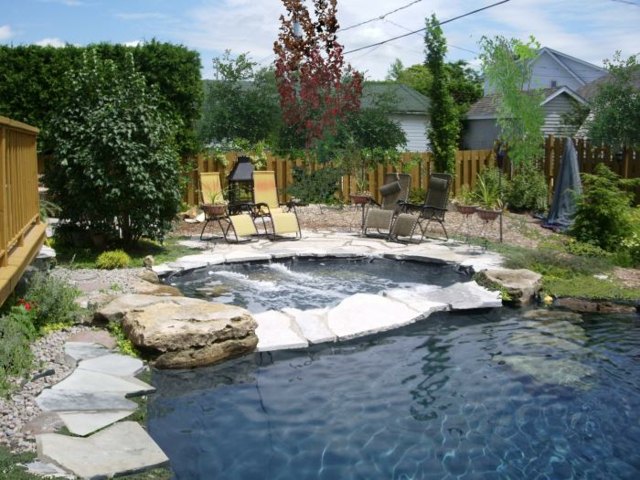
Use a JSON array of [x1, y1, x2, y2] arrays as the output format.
[[361, 83, 431, 152], [465, 47, 607, 149], [464, 86, 589, 149]]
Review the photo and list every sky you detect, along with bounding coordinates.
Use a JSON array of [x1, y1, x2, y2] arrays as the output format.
[[1, 0, 639, 80]]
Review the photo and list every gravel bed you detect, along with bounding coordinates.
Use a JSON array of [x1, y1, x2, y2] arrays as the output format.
[[1, 267, 145, 453]]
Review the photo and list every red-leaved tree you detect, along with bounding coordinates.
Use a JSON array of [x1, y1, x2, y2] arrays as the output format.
[[273, 0, 363, 149]]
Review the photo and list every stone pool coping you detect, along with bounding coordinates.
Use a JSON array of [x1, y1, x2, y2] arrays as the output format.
[[153, 233, 505, 351]]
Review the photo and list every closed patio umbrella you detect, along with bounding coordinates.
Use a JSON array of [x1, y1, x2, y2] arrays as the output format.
[[545, 138, 582, 231]]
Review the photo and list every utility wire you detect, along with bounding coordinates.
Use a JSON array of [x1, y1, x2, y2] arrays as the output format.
[[344, 0, 511, 55], [341, 0, 424, 32]]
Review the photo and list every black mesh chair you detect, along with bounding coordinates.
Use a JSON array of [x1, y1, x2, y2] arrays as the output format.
[[391, 173, 452, 242]]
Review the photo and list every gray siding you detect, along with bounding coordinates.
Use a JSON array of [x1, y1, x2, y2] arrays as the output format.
[[530, 53, 584, 91], [561, 57, 607, 86], [392, 114, 430, 152], [542, 95, 581, 137], [462, 119, 500, 150]]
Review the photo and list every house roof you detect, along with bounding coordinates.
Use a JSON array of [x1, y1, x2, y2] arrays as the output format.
[[536, 47, 607, 87], [577, 68, 640, 100], [361, 82, 430, 114], [466, 86, 587, 120]]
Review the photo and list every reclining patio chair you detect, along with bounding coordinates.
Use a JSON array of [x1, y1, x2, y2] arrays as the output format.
[[199, 172, 258, 242], [391, 173, 452, 242], [251, 171, 302, 240], [362, 173, 411, 239]]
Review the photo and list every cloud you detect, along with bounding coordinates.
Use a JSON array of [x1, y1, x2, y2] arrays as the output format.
[[116, 13, 169, 21], [35, 37, 66, 47], [0, 24, 14, 41]]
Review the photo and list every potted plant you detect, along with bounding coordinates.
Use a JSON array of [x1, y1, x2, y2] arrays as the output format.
[[474, 172, 502, 221], [202, 189, 228, 217], [452, 185, 478, 215]]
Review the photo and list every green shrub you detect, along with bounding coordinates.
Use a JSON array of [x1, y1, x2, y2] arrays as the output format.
[[570, 163, 634, 251], [96, 250, 131, 269], [0, 307, 36, 395], [472, 167, 503, 209], [46, 49, 181, 244], [563, 239, 611, 258], [506, 164, 548, 212], [287, 166, 343, 204], [24, 272, 82, 330]]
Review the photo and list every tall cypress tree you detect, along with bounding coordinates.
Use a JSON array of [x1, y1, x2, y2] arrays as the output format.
[[424, 14, 459, 174]]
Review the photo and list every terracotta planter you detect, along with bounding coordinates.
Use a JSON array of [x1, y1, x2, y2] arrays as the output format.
[[455, 204, 478, 215], [350, 194, 372, 205], [476, 208, 501, 222], [202, 204, 227, 216]]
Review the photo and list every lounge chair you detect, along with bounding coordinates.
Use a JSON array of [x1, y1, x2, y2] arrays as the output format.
[[252, 171, 302, 240], [362, 173, 411, 238], [391, 173, 452, 242], [198, 172, 258, 242]]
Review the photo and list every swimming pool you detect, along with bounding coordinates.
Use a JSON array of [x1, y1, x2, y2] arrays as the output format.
[[147, 308, 640, 479]]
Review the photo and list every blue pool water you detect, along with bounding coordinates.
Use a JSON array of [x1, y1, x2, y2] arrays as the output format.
[[148, 308, 640, 479], [168, 257, 469, 313]]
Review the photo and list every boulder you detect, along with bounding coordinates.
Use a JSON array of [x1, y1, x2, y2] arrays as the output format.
[[138, 269, 160, 284], [475, 268, 542, 306], [555, 298, 639, 314], [122, 300, 257, 369], [130, 279, 183, 297], [94, 294, 204, 324]]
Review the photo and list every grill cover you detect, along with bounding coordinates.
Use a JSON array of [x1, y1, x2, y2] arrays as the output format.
[[227, 156, 254, 182]]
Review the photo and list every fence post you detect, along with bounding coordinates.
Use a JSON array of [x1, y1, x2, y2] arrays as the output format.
[[0, 126, 6, 266]]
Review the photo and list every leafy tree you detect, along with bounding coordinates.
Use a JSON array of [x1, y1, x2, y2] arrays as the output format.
[[386, 59, 432, 97], [273, 0, 363, 150], [424, 14, 459, 174], [479, 35, 544, 168], [198, 51, 280, 145], [587, 53, 640, 151], [46, 50, 181, 244]]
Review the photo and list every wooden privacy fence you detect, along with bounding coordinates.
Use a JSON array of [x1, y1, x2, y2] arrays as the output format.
[[184, 149, 495, 206], [0, 116, 46, 306], [184, 138, 640, 206]]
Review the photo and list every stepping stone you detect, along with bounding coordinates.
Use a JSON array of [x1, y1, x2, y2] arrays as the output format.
[[37, 421, 169, 479], [282, 307, 336, 344], [51, 370, 154, 396], [64, 342, 111, 363], [77, 353, 144, 377], [255, 310, 308, 351], [25, 460, 75, 479], [67, 330, 117, 349], [58, 410, 134, 437], [36, 389, 137, 412], [429, 282, 502, 310], [327, 293, 418, 340], [383, 287, 448, 317]]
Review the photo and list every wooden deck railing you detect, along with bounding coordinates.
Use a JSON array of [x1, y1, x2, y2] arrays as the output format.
[[0, 116, 46, 305]]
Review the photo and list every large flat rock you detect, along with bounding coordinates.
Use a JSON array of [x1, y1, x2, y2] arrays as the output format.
[[382, 287, 448, 317], [95, 294, 204, 323], [255, 310, 309, 351], [37, 421, 169, 479], [123, 300, 258, 368], [36, 389, 137, 412], [282, 307, 336, 344], [429, 282, 502, 310], [77, 353, 144, 377], [327, 293, 418, 340]]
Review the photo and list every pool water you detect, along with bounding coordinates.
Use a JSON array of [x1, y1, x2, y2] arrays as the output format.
[[169, 257, 469, 313], [148, 308, 640, 479]]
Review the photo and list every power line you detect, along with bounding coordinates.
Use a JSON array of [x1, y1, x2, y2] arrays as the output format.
[[341, 0, 424, 32], [344, 0, 511, 55]]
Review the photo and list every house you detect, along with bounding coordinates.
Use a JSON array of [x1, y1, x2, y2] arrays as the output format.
[[361, 83, 430, 152], [464, 47, 607, 149]]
